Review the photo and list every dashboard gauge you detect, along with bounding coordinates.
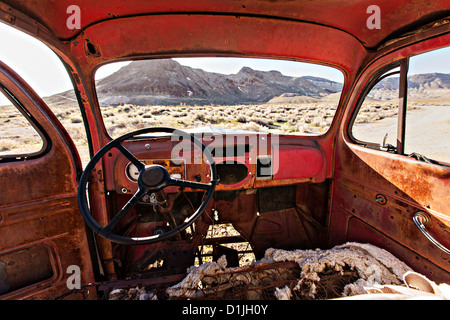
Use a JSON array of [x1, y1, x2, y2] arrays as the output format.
[[125, 159, 186, 183], [126, 163, 140, 182], [170, 173, 182, 180]]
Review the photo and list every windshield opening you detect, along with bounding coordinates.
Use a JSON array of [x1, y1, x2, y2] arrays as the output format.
[[94, 57, 344, 138]]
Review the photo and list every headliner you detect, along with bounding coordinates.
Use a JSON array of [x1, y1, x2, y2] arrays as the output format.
[[1, 0, 449, 48]]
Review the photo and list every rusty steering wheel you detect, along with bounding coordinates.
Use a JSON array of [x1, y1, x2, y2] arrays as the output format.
[[78, 127, 218, 245]]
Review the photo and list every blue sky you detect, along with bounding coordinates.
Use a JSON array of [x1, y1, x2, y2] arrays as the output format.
[[0, 21, 449, 103]]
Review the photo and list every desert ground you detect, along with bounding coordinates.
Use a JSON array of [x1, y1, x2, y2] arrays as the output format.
[[0, 100, 449, 166], [353, 104, 450, 163]]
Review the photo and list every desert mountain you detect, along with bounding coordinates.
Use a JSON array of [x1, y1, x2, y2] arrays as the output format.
[[43, 60, 450, 108], [94, 59, 343, 106], [373, 73, 450, 90], [368, 72, 450, 101]]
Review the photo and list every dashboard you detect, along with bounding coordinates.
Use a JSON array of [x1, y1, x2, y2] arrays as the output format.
[[103, 132, 326, 195]]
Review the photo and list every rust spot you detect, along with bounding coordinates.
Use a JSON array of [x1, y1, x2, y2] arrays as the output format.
[[84, 39, 101, 58]]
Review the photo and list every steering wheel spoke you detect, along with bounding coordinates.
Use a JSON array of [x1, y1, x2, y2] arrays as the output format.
[[102, 188, 146, 234], [115, 143, 145, 172]]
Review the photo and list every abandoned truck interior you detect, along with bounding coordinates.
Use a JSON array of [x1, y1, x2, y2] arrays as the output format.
[[0, 0, 449, 300]]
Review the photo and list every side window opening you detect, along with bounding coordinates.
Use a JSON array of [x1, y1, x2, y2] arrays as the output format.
[[0, 87, 46, 160], [404, 48, 450, 164], [350, 45, 450, 165], [0, 22, 88, 166], [352, 66, 400, 151]]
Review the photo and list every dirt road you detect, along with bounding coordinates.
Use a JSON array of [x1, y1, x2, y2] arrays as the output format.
[[353, 105, 450, 163]]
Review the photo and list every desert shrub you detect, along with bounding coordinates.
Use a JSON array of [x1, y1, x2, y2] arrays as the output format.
[[172, 111, 188, 118], [304, 115, 313, 124], [249, 117, 274, 127], [56, 112, 67, 120], [194, 113, 206, 122], [70, 117, 83, 124], [207, 116, 220, 124], [274, 116, 285, 123], [240, 121, 265, 132], [66, 125, 87, 142], [311, 116, 323, 127], [0, 139, 16, 151], [236, 115, 248, 123]]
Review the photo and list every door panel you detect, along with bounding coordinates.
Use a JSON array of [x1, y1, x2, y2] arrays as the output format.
[[330, 141, 450, 283], [0, 62, 95, 299]]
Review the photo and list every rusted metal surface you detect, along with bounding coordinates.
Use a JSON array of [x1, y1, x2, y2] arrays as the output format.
[[97, 273, 187, 292], [0, 0, 449, 300]]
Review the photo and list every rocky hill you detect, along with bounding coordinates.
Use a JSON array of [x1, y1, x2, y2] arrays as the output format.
[[368, 72, 450, 102], [44, 60, 450, 108]]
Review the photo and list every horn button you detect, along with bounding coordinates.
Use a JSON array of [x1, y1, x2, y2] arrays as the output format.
[[140, 165, 168, 187]]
